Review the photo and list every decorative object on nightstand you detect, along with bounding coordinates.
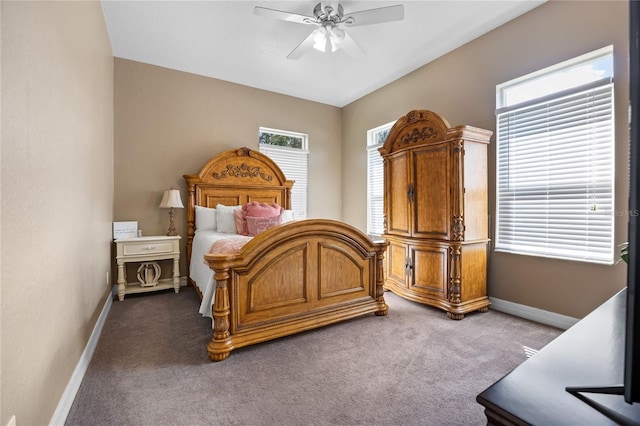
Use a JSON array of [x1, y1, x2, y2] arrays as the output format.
[[114, 235, 181, 301], [136, 262, 161, 287], [112, 221, 138, 239], [159, 188, 184, 236]]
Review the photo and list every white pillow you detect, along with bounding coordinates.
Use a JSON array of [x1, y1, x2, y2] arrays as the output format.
[[216, 204, 240, 234], [195, 205, 217, 231], [281, 209, 295, 223]]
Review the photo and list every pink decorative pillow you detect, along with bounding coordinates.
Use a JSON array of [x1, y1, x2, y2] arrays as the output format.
[[238, 202, 283, 236], [243, 202, 283, 218], [246, 214, 282, 236], [234, 209, 248, 235]]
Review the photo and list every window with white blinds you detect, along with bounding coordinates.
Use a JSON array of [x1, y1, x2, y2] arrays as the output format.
[[495, 47, 615, 264], [258, 128, 308, 219], [367, 122, 394, 236]]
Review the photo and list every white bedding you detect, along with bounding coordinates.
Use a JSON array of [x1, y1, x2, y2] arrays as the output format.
[[190, 230, 250, 322]]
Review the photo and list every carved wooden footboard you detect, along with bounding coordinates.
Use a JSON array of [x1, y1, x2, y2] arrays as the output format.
[[184, 147, 388, 362], [205, 219, 388, 361]]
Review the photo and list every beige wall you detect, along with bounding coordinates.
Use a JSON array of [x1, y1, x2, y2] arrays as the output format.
[[0, 2, 114, 425], [342, 0, 629, 318], [113, 59, 342, 274]]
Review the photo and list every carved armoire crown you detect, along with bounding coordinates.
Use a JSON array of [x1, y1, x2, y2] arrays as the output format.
[[379, 110, 491, 319]]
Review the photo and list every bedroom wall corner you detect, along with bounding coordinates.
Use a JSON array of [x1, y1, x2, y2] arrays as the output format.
[[0, 2, 114, 425]]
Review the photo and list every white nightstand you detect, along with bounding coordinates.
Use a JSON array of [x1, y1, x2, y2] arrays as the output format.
[[114, 235, 181, 301]]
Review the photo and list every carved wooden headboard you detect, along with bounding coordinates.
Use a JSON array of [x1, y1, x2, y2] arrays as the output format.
[[183, 147, 294, 268]]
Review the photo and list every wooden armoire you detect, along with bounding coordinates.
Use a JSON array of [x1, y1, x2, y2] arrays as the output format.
[[379, 110, 492, 319]]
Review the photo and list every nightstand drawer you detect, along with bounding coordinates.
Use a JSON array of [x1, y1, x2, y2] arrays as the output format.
[[123, 241, 174, 256]]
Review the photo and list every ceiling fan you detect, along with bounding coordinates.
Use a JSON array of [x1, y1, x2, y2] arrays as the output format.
[[254, 1, 404, 59]]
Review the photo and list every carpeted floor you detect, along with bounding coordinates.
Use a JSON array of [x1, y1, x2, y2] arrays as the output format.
[[65, 287, 562, 426]]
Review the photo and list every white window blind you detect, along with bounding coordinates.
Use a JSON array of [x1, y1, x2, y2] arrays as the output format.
[[259, 144, 308, 219], [495, 79, 615, 263], [367, 122, 393, 236], [367, 145, 384, 235]]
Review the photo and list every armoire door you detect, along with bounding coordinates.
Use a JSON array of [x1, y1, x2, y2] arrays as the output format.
[[409, 244, 448, 298], [412, 143, 451, 239], [386, 239, 409, 289], [386, 152, 411, 236]]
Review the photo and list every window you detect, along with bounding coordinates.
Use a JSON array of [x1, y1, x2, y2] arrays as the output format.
[[367, 121, 394, 236], [495, 46, 615, 264], [259, 127, 308, 219]]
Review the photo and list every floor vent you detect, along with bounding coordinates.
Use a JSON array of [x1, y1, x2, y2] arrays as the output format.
[[523, 345, 538, 358]]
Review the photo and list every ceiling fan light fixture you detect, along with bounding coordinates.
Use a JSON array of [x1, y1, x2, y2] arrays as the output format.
[[331, 26, 346, 43], [312, 27, 327, 51], [255, 2, 404, 58], [312, 26, 340, 53], [312, 23, 346, 53]]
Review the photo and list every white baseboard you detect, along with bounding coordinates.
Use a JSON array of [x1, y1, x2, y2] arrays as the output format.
[[50, 291, 113, 426], [489, 297, 579, 330]]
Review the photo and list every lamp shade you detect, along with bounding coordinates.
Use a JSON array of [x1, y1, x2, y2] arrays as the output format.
[[159, 189, 184, 209]]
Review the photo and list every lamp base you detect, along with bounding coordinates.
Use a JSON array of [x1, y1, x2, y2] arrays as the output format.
[[167, 207, 178, 236]]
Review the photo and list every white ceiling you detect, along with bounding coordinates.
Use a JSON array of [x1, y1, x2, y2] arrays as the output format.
[[101, 0, 546, 107]]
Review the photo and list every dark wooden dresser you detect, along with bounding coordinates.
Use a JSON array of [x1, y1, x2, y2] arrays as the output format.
[[476, 289, 640, 425]]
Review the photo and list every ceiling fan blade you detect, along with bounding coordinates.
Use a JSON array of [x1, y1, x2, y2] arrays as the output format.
[[343, 4, 404, 27], [254, 6, 314, 25], [339, 32, 366, 57], [287, 30, 317, 60]]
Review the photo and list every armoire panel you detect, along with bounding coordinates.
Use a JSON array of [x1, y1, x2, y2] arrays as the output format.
[[412, 144, 450, 239], [410, 244, 447, 297], [387, 153, 410, 235]]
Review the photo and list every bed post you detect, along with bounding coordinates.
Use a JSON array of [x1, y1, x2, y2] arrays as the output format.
[[208, 266, 233, 362], [374, 245, 389, 316], [184, 181, 196, 279]]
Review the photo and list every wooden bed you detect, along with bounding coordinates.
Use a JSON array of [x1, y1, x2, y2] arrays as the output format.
[[183, 147, 388, 362]]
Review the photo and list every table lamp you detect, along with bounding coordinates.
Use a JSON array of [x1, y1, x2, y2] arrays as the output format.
[[159, 189, 184, 236]]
